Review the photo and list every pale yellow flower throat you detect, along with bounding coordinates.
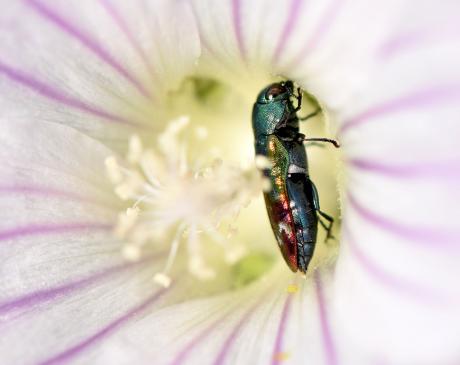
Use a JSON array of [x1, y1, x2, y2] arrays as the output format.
[[105, 116, 269, 287]]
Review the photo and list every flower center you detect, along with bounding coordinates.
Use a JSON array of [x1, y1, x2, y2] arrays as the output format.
[[106, 77, 341, 288], [105, 114, 270, 287]]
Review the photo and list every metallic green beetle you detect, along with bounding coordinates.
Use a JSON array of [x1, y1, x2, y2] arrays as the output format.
[[252, 80, 339, 273]]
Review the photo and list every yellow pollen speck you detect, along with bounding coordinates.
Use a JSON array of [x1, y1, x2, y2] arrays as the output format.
[[274, 352, 291, 362], [287, 284, 298, 293]]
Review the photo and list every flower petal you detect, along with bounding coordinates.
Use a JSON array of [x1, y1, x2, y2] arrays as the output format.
[[191, 0, 404, 104], [333, 0, 460, 363], [0, 119, 265, 364], [193, 0, 460, 363], [0, 0, 200, 146], [84, 267, 337, 365], [0, 121, 169, 364], [3, 0, 459, 364], [0, 120, 116, 299]]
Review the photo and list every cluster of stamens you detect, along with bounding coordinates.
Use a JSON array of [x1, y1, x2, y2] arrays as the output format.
[[105, 117, 269, 287]]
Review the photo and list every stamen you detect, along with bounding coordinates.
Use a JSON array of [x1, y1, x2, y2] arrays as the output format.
[[105, 156, 123, 184], [161, 225, 185, 276], [201, 222, 247, 264], [114, 206, 140, 238], [139, 151, 164, 187], [114, 173, 143, 200], [122, 244, 142, 262], [153, 273, 172, 288], [127, 135, 143, 164], [188, 255, 216, 280], [186, 226, 216, 280]]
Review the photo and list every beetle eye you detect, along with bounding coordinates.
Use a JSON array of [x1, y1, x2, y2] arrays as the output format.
[[266, 84, 286, 100]]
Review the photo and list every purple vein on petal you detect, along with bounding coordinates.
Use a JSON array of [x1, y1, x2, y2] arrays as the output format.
[[169, 306, 234, 365], [98, 0, 157, 83], [342, 224, 450, 305], [350, 158, 460, 180], [231, 0, 246, 61], [271, 291, 294, 365], [0, 254, 159, 316], [314, 270, 337, 365], [340, 84, 460, 135], [212, 299, 261, 365], [272, 0, 303, 65], [0, 60, 142, 127], [348, 192, 460, 249], [0, 185, 87, 201], [379, 31, 430, 60], [285, 0, 344, 69], [36, 286, 169, 365], [379, 21, 459, 60], [25, 0, 151, 99], [0, 222, 112, 243]]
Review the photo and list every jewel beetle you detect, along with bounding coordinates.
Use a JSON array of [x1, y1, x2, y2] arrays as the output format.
[[252, 80, 339, 273]]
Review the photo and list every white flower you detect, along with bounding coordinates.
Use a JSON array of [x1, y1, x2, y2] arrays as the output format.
[[0, 0, 459, 364]]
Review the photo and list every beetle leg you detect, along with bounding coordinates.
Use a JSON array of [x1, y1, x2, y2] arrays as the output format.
[[317, 216, 329, 231], [299, 108, 321, 121], [317, 211, 335, 242], [310, 180, 335, 242], [292, 88, 302, 112], [310, 180, 321, 210]]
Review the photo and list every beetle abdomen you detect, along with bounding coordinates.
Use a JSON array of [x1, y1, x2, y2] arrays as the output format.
[[286, 174, 318, 272], [262, 135, 319, 273], [263, 194, 298, 271], [262, 135, 300, 271]]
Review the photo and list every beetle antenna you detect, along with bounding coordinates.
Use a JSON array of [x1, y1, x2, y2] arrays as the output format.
[[302, 138, 340, 148]]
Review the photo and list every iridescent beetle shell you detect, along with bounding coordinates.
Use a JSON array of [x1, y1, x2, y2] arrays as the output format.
[[252, 81, 326, 273]]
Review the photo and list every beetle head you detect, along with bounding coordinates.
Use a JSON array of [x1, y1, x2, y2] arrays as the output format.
[[255, 80, 294, 104], [252, 80, 298, 140]]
